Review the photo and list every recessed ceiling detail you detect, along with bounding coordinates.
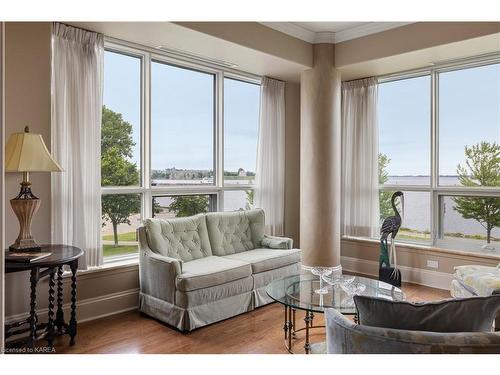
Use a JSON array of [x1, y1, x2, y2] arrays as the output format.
[[260, 22, 413, 43]]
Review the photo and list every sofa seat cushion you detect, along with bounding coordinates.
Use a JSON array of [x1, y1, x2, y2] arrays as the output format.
[[222, 248, 301, 274], [176, 276, 254, 308], [176, 256, 252, 292]]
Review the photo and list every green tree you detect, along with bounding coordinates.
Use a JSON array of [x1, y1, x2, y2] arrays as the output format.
[[168, 195, 209, 217], [101, 106, 141, 246], [453, 141, 500, 243], [245, 190, 254, 210], [378, 153, 393, 220], [152, 198, 162, 215]]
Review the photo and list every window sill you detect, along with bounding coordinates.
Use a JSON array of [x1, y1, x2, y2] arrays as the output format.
[[342, 235, 500, 261], [103, 252, 139, 265], [62, 256, 138, 280]]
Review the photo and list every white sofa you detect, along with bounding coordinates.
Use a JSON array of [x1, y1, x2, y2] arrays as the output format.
[[138, 209, 301, 331]]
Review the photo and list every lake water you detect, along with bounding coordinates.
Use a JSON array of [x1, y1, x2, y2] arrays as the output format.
[[387, 176, 500, 239], [150, 176, 500, 239]]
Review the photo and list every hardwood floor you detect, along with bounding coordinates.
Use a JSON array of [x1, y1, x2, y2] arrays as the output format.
[[54, 281, 450, 354]]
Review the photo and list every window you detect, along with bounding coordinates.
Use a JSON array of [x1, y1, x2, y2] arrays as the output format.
[[101, 193, 141, 258], [152, 195, 216, 219], [379, 190, 431, 243], [102, 50, 141, 187], [101, 50, 142, 258], [378, 75, 431, 186], [223, 190, 254, 211], [223, 78, 260, 186], [438, 64, 500, 186], [373, 57, 500, 253], [101, 42, 261, 260], [151, 62, 215, 186], [438, 195, 500, 251]]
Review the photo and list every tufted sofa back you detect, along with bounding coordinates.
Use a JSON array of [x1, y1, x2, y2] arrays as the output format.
[[205, 209, 265, 256], [144, 214, 212, 262]]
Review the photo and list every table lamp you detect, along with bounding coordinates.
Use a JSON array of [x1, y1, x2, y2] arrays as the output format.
[[5, 126, 63, 251]]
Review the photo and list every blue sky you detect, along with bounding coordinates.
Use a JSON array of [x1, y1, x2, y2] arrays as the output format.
[[105, 51, 499, 179], [379, 63, 500, 178], [103, 51, 260, 173], [103, 51, 141, 166], [223, 78, 260, 172]]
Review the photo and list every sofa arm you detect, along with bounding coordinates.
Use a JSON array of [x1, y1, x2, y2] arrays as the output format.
[[262, 234, 293, 250], [139, 248, 182, 304]]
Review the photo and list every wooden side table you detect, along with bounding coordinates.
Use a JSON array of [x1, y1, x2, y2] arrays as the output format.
[[5, 245, 84, 350]]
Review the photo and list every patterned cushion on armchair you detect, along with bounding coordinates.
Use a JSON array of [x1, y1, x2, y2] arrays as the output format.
[[454, 265, 500, 296]]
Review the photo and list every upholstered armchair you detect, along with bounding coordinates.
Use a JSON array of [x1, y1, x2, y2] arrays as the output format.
[[325, 308, 500, 354]]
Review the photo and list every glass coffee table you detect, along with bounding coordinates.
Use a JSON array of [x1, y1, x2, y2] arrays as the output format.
[[266, 274, 405, 354]]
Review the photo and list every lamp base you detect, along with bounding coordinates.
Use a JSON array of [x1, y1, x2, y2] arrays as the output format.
[[9, 194, 42, 252]]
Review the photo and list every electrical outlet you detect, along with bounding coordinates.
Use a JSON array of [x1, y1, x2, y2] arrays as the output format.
[[426, 260, 439, 269]]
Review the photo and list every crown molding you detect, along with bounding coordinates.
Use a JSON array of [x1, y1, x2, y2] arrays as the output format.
[[313, 32, 336, 44], [333, 22, 413, 43], [261, 22, 414, 44], [260, 22, 316, 43]]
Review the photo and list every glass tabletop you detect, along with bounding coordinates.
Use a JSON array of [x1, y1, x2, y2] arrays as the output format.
[[266, 274, 406, 314]]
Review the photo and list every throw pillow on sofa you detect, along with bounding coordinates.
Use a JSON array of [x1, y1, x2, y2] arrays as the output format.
[[261, 235, 290, 249], [354, 294, 500, 333]]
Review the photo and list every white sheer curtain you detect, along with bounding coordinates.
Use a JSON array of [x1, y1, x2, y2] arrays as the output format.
[[342, 77, 380, 238], [51, 23, 104, 269], [255, 77, 285, 235]]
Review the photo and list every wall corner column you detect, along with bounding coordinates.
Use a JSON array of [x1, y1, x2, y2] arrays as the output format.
[[300, 43, 342, 267]]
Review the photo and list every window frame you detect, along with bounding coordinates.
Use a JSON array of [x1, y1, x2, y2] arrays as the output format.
[[374, 53, 500, 249], [101, 38, 262, 262]]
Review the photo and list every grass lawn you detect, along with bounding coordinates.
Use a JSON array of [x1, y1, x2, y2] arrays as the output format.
[[103, 244, 138, 257], [102, 231, 137, 242]]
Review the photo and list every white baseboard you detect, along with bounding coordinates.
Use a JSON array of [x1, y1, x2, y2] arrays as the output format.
[[341, 256, 454, 291], [5, 258, 453, 326], [5, 288, 139, 325]]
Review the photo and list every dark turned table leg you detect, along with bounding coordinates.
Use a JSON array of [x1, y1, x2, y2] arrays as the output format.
[[46, 268, 56, 348], [27, 268, 39, 349], [283, 304, 288, 341], [55, 266, 65, 334], [69, 260, 78, 346], [287, 306, 293, 351], [304, 311, 313, 354]]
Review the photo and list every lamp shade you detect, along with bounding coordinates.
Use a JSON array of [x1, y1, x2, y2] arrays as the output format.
[[5, 127, 62, 172]]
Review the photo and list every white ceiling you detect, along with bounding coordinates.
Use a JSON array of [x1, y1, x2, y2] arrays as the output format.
[[294, 22, 368, 33], [69, 22, 311, 82], [260, 22, 413, 43]]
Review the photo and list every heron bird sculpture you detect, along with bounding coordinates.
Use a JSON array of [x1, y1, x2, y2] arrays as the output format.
[[379, 191, 403, 287]]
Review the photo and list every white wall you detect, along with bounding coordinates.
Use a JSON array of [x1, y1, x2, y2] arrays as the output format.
[[4, 22, 53, 320]]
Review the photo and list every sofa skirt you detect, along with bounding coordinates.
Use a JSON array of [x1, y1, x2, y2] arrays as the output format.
[[139, 262, 301, 331], [253, 263, 301, 308], [139, 290, 253, 331]]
